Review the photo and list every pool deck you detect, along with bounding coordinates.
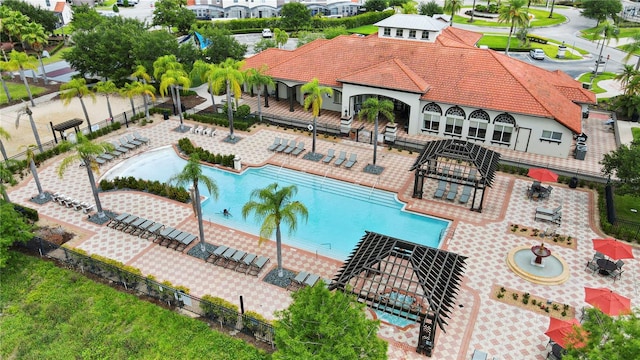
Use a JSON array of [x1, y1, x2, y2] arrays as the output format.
[[7, 108, 639, 359]]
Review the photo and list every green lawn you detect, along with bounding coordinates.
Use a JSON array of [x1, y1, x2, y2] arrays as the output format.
[[0, 82, 47, 105], [454, 7, 565, 27], [582, 27, 640, 41], [632, 127, 640, 142], [0, 252, 268, 360], [613, 193, 640, 223], [577, 72, 617, 94], [477, 34, 583, 60], [348, 25, 378, 35]]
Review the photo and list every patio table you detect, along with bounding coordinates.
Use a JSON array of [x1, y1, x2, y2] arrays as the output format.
[[596, 259, 617, 276]]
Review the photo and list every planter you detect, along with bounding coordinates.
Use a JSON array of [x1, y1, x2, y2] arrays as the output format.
[[384, 123, 397, 143], [340, 114, 352, 135]]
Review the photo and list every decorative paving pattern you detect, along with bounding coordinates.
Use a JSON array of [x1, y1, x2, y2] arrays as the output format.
[[8, 111, 639, 360]]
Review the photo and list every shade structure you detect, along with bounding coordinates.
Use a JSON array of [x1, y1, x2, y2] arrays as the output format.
[[592, 238, 635, 260], [545, 318, 585, 349], [527, 168, 558, 182], [584, 287, 631, 316]]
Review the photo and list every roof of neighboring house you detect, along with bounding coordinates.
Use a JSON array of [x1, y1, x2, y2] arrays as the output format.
[[437, 26, 483, 47], [54, 2, 66, 12], [374, 14, 448, 31], [186, 0, 195, 5], [244, 33, 595, 134]]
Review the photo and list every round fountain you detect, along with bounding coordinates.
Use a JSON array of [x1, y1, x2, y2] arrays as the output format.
[[506, 243, 570, 285]]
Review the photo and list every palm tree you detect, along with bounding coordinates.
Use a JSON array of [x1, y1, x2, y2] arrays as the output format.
[[443, 0, 464, 26], [358, 97, 395, 169], [120, 82, 139, 117], [60, 78, 96, 133], [160, 69, 190, 130], [132, 65, 155, 121], [22, 144, 44, 199], [6, 50, 37, 106], [22, 22, 49, 85], [129, 81, 156, 121], [622, 33, 640, 71], [153, 55, 183, 114], [57, 134, 114, 219], [301, 78, 333, 155], [244, 65, 274, 123], [95, 80, 119, 120], [16, 105, 43, 153], [591, 21, 619, 83], [0, 159, 18, 202], [0, 61, 12, 102], [242, 183, 308, 277], [469, 0, 478, 23], [615, 65, 639, 94], [190, 60, 219, 112], [274, 28, 289, 49], [211, 58, 245, 140], [498, 0, 529, 55], [168, 153, 219, 253]]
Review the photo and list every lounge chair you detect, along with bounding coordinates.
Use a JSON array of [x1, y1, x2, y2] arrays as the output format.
[[193, 125, 203, 134], [217, 247, 238, 267], [434, 180, 447, 199], [202, 127, 211, 136], [275, 139, 290, 152], [334, 151, 347, 166], [283, 140, 298, 154], [126, 217, 147, 233], [207, 245, 229, 264], [248, 256, 270, 276], [181, 234, 197, 246], [81, 203, 95, 214], [291, 142, 306, 156], [108, 213, 130, 228], [304, 273, 320, 287], [227, 250, 247, 269], [280, 139, 296, 153], [72, 201, 87, 211], [267, 137, 281, 151], [63, 197, 80, 208], [98, 152, 114, 162], [446, 183, 459, 201], [118, 138, 137, 150], [236, 253, 257, 273], [322, 149, 335, 164], [208, 128, 217, 136], [467, 169, 478, 183], [472, 350, 488, 360], [133, 131, 149, 144], [585, 259, 598, 273], [157, 227, 177, 245], [111, 141, 130, 154], [536, 205, 562, 216], [344, 153, 357, 169], [117, 215, 139, 232], [459, 185, 473, 204], [290, 271, 309, 289], [535, 211, 562, 225], [126, 134, 143, 147], [142, 222, 164, 239], [131, 219, 154, 236]]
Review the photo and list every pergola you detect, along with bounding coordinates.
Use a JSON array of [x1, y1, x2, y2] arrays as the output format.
[[329, 231, 468, 356], [410, 139, 501, 212], [50, 118, 84, 144]]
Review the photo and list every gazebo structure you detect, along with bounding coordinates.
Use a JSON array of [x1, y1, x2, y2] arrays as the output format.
[[410, 139, 501, 212], [329, 231, 468, 356], [50, 118, 84, 144]]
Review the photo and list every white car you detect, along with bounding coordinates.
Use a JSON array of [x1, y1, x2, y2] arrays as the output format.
[[529, 49, 545, 60], [262, 29, 273, 38]]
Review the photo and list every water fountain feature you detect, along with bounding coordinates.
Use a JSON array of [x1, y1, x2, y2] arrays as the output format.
[[507, 242, 570, 285]]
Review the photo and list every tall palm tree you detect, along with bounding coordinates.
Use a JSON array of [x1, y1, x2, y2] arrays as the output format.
[[498, 0, 529, 55], [60, 78, 96, 132], [190, 60, 219, 112], [129, 81, 156, 121], [57, 134, 114, 219], [160, 69, 191, 130], [132, 65, 155, 121], [22, 144, 44, 199], [168, 153, 219, 253], [302, 78, 333, 155], [615, 65, 639, 94], [153, 55, 183, 114], [274, 28, 289, 49], [16, 105, 43, 153], [2, 11, 29, 46], [95, 80, 119, 120], [591, 21, 619, 82], [211, 58, 245, 140], [242, 183, 308, 278], [443, 0, 464, 26], [622, 33, 640, 71], [6, 50, 37, 106], [244, 65, 274, 123], [358, 97, 395, 169], [22, 22, 48, 85], [469, 0, 478, 23], [120, 82, 139, 117]]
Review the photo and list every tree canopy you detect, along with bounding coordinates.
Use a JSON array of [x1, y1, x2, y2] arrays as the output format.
[[564, 307, 640, 360], [152, 0, 195, 34], [198, 27, 248, 64], [419, 0, 443, 16], [273, 284, 388, 359], [600, 139, 640, 194], [581, 0, 622, 25], [364, 0, 388, 12], [1, 0, 59, 33], [0, 201, 34, 269], [280, 3, 311, 31]]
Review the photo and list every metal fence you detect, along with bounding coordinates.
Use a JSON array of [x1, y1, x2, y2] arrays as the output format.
[[19, 237, 276, 348], [609, 219, 640, 242], [259, 113, 342, 136]]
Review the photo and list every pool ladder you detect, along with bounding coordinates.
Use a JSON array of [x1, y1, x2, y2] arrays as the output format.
[[321, 168, 330, 189], [369, 178, 380, 199]]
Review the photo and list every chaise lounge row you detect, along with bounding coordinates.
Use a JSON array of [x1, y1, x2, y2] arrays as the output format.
[[108, 213, 196, 252], [191, 125, 217, 136], [323, 149, 357, 169], [288, 271, 328, 290], [206, 245, 270, 276], [267, 137, 306, 156], [51, 193, 95, 213]]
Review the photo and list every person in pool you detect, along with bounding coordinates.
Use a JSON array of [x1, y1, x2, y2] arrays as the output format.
[[223, 209, 230, 217]]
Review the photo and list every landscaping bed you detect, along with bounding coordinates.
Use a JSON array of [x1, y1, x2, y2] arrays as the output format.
[[491, 285, 576, 320], [508, 223, 577, 250]]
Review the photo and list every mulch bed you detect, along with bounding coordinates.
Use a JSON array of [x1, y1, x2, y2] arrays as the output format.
[[508, 223, 577, 250], [490, 284, 576, 320]]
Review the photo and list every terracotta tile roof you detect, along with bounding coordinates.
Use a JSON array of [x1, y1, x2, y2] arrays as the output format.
[[187, 0, 195, 5], [437, 27, 482, 48], [244, 34, 592, 134], [54, 2, 66, 12]]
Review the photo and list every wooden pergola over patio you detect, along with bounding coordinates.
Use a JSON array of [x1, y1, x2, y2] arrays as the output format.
[[329, 231, 467, 357], [410, 139, 501, 212]]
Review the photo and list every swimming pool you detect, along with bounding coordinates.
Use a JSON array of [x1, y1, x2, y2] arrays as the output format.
[[103, 146, 450, 260]]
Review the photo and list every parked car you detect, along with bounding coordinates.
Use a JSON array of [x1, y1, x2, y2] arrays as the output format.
[[529, 49, 545, 60], [262, 29, 273, 38]]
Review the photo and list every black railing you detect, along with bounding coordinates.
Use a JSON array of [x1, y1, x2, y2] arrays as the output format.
[[259, 113, 341, 136]]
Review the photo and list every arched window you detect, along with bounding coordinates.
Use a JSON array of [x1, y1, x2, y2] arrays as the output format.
[[422, 103, 442, 132], [444, 106, 466, 136], [468, 110, 490, 140], [492, 113, 516, 144]]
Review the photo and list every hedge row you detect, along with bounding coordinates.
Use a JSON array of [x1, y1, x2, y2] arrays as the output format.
[[99, 177, 191, 203], [13, 203, 39, 222], [177, 138, 236, 168], [203, 9, 394, 33], [184, 104, 256, 132]]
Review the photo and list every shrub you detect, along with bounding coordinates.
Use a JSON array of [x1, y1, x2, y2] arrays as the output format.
[[99, 177, 190, 203], [201, 295, 239, 324], [177, 138, 236, 168], [13, 203, 39, 222]]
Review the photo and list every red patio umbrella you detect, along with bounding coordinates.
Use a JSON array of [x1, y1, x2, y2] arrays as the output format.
[[544, 318, 586, 349], [592, 238, 635, 260], [584, 287, 631, 316], [527, 168, 558, 182]]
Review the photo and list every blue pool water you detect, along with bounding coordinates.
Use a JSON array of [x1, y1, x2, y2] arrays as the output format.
[[103, 146, 450, 260]]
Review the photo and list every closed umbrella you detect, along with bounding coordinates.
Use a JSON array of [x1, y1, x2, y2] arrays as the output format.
[[527, 168, 558, 183], [584, 287, 631, 316], [592, 238, 635, 260], [544, 318, 585, 349]]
